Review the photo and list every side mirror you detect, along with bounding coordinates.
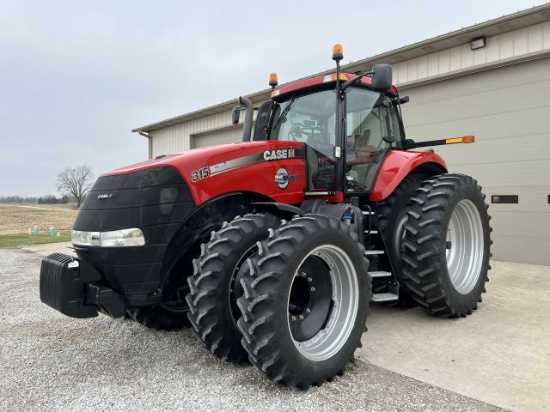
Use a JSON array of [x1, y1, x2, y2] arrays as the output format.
[[231, 105, 240, 125], [393, 95, 410, 105], [371, 64, 392, 92], [404, 138, 415, 148]]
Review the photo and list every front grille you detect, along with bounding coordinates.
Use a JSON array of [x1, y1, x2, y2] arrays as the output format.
[[71, 166, 196, 298], [74, 166, 195, 235]]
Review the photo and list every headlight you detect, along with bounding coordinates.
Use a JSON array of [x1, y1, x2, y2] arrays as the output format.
[[72, 228, 145, 247]]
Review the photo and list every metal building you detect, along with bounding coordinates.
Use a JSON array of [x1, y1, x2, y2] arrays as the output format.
[[133, 5, 550, 265]]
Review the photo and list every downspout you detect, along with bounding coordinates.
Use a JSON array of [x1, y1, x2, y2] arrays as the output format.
[[138, 130, 153, 159]]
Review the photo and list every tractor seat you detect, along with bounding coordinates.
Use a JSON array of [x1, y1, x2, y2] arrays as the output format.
[[348, 145, 376, 165], [347, 130, 378, 190], [348, 130, 376, 165]]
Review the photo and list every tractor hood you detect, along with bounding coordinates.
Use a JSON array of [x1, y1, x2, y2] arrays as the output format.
[[102, 140, 307, 206], [73, 139, 305, 297], [105, 142, 253, 176]]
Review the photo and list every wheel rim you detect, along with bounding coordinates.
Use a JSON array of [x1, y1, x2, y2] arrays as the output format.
[[446, 199, 484, 294], [288, 245, 359, 362], [160, 284, 190, 312], [159, 293, 188, 313], [392, 209, 408, 260]]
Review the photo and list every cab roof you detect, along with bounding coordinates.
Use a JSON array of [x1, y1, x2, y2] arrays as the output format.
[[271, 73, 398, 100]]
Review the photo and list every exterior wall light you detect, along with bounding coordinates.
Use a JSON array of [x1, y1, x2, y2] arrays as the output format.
[[470, 36, 487, 50]]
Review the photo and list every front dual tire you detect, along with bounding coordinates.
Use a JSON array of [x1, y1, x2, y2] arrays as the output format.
[[237, 215, 370, 388], [185, 214, 280, 363]]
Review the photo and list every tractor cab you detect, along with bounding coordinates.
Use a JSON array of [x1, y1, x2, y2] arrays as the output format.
[[234, 44, 408, 196], [267, 84, 405, 193]]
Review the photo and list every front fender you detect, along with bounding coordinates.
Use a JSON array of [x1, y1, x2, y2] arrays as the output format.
[[160, 191, 273, 298], [369, 150, 447, 202]]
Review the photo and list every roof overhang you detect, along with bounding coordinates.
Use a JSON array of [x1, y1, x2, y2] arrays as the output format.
[[133, 3, 550, 133]]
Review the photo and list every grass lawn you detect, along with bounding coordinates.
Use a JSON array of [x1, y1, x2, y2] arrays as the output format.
[[0, 232, 72, 248]]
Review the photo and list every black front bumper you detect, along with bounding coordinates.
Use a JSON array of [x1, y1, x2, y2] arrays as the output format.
[[40, 253, 126, 319]]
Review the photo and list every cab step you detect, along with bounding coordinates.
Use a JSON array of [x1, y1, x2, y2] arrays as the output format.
[[369, 271, 392, 278], [371, 292, 399, 302], [365, 250, 384, 255]]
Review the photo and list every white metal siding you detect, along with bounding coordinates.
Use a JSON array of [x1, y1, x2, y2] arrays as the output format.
[[394, 20, 550, 87], [150, 110, 258, 156], [150, 111, 236, 156], [191, 126, 243, 148], [401, 57, 550, 265]]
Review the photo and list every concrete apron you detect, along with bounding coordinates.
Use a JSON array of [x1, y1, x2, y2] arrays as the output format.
[[23, 242, 75, 257], [359, 260, 550, 412], [27, 244, 549, 411]]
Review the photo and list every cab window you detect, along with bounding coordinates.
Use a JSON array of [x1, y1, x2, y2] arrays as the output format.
[[345, 88, 393, 191], [270, 90, 338, 191]]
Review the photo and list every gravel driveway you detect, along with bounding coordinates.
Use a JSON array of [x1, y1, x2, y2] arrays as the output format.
[[0, 249, 504, 412]]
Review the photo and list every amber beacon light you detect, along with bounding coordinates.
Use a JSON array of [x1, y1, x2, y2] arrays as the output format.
[[269, 73, 278, 90], [332, 44, 343, 61]]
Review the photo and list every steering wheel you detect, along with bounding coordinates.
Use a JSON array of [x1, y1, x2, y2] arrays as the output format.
[[345, 171, 366, 191], [288, 123, 307, 142]]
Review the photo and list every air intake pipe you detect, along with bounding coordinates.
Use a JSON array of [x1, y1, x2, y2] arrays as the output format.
[[231, 96, 254, 142]]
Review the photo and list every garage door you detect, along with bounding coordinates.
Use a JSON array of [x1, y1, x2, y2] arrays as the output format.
[[401, 57, 550, 265], [191, 126, 243, 149]]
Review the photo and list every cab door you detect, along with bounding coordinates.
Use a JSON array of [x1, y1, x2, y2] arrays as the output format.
[[345, 88, 401, 193]]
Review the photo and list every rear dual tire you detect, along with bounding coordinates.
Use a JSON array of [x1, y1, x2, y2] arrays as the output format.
[[402, 174, 492, 317], [372, 174, 427, 306]]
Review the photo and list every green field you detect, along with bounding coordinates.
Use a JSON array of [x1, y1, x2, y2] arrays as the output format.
[[0, 204, 77, 248], [0, 232, 72, 248]]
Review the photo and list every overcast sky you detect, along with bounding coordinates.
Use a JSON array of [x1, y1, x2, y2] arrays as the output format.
[[0, 0, 547, 196]]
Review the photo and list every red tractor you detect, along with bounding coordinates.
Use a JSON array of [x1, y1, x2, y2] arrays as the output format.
[[40, 45, 491, 389]]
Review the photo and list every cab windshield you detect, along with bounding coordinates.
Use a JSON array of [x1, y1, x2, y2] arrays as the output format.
[[270, 89, 337, 159], [269, 87, 400, 191]]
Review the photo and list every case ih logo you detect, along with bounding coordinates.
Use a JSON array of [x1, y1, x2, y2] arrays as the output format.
[[274, 167, 298, 190], [263, 148, 295, 161], [97, 193, 115, 200]]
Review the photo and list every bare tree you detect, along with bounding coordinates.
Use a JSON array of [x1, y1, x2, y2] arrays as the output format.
[[56, 165, 95, 208]]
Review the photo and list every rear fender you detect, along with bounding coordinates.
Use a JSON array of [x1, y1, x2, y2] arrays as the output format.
[[370, 150, 447, 202]]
